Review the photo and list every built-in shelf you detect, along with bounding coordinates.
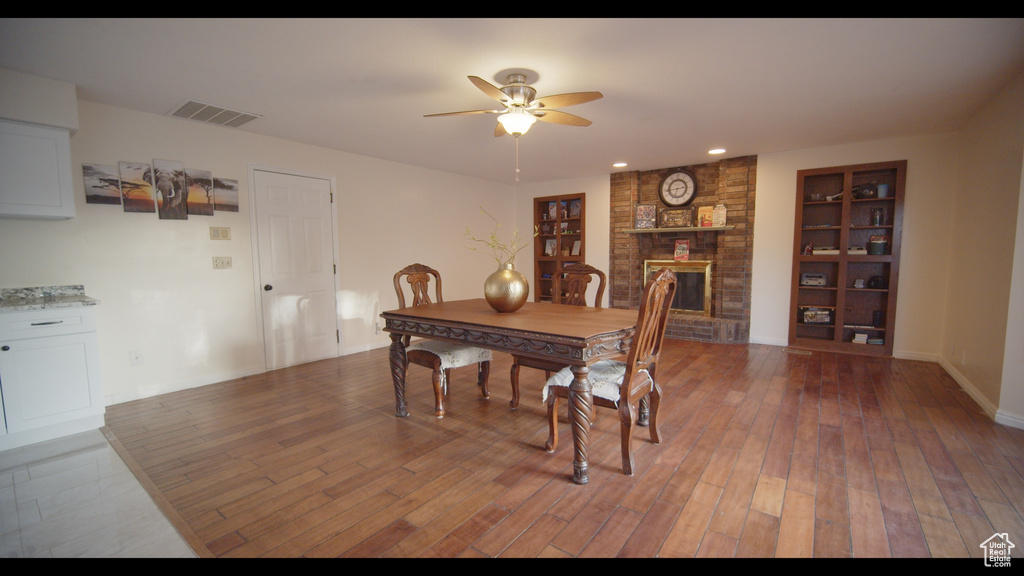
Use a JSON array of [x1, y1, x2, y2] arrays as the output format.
[[788, 160, 905, 357], [534, 193, 586, 303]]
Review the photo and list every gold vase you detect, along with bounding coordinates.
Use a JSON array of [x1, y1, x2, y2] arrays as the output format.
[[484, 263, 529, 313]]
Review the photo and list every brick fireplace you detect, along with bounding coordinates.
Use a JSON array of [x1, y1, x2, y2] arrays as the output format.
[[609, 156, 756, 343]]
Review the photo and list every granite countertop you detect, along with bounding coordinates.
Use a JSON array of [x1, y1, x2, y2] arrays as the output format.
[[0, 285, 100, 313]]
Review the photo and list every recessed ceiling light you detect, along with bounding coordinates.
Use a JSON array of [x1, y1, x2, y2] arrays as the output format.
[[613, 162, 628, 168], [708, 148, 726, 155]]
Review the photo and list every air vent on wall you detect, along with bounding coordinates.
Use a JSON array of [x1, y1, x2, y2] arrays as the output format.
[[168, 100, 262, 128]]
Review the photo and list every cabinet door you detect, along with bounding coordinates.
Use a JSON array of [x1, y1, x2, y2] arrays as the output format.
[[0, 120, 75, 219], [0, 332, 103, 433]]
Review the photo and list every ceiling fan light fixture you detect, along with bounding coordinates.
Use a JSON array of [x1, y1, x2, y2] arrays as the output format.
[[497, 110, 537, 135]]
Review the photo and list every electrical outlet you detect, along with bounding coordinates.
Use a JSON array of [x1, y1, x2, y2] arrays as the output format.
[[212, 256, 232, 269], [129, 350, 143, 366], [375, 322, 382, 334]]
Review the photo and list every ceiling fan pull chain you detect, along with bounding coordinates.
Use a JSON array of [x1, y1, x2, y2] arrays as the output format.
[[514, 135, 521, 182]]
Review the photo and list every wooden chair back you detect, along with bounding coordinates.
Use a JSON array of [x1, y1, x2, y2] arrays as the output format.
[[619, 267, 676, 405], [394, 263, 443, 309], [559, 262, 607, 307]]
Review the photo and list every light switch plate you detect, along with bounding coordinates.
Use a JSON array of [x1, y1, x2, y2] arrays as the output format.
[[212, 256, 232, 269], [210, 226, 231, 240]]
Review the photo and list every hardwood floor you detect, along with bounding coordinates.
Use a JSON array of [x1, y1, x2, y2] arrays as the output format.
[[102, 340, 1024, 558]]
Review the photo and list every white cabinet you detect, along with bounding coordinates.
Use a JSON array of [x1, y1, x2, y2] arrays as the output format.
[[0, 306, 104, 450], [0, 119, 76, 219]]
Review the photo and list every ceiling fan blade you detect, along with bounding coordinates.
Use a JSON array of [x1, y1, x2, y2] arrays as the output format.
[[468, 75, 509, 102], [423, 109, 501, 118], [494, 122, 507, 137], [534, 109, 592, 127], [531, 91, 603, 109]]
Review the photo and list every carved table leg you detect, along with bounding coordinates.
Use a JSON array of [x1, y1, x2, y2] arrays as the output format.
[[509, 361, 520, 409], [568, 364, 594, 485], [388, 333, 409, 417]]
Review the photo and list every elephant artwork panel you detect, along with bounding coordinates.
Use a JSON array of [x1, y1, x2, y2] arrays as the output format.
[[149, 159, 188, 220], [186, 168, 214, 216], [117, 161, 156, 213]]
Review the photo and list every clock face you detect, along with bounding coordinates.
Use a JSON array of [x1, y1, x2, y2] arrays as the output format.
[[659, 170, 697, 206]]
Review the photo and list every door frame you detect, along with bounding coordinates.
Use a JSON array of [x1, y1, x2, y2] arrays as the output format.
[[247, 163, 342, 372]]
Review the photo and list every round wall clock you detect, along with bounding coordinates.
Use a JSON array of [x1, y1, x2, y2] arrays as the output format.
[[658, 169, 698, 206]]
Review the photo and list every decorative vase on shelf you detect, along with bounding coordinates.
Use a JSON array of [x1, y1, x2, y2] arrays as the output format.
[[484, 263, 529, 313]]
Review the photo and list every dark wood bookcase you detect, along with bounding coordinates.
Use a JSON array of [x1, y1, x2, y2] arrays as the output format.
[[788, 160, 906, 356], [534, 193, 585, 302]]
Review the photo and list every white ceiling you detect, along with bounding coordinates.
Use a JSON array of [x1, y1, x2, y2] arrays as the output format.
[[2, 18, 1023, 185]]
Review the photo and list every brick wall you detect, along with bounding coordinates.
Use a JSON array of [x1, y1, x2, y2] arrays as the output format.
[[609, 156, 756, 343]]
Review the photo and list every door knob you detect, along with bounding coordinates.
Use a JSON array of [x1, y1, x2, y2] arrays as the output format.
[[1, 345, 9, 351], [264, 284, 273, 291]]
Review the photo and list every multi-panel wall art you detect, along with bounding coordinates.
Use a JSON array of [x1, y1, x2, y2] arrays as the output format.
[[82, 159, 238, 218]]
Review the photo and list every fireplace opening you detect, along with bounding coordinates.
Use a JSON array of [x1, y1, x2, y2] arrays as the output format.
[[643, 259, 712, 317]]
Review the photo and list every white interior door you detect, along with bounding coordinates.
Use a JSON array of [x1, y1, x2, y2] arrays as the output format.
[[253, 169, 339, 370]]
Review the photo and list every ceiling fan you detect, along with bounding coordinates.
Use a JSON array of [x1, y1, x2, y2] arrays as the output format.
[[425, 72, 603, 137]]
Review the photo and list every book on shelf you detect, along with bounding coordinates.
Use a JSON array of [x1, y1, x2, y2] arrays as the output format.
[[852, 332, 868, 344], [697, 205, 714, 227], [812, 246, 840, 255]]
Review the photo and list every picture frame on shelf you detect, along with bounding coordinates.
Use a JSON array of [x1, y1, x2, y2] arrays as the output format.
[[635, 204, 657, 228], [544, 239, 557, 257], [800, 307, 832, 324], [712, 204, 727, 227], [659, 207, 694, 228], [569, 199, 581, 218], [571, 240, 581, 256]]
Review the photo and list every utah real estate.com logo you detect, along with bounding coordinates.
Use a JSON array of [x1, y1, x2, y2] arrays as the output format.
[[981, 533, 1014, 567]]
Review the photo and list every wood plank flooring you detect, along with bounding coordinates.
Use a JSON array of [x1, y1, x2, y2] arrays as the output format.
[[102, 340, 1024, 558]]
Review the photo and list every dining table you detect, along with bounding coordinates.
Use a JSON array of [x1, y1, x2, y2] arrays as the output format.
[[380, 298, 638, 484]]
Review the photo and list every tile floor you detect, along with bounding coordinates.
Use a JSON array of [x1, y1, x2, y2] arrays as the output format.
[[0, 429, 196, 558]]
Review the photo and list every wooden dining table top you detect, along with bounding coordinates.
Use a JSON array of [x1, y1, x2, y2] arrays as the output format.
[[381, 298, 638, 363]]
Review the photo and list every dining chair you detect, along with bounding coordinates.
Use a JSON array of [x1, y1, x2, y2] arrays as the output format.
[[508, 263, 607, 409], [393, 263, 492, 418], [542, 267, 676, 475]]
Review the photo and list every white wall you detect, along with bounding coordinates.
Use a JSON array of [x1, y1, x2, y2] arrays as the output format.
[[0, 100, 516, 405], [943, 72, 1024, 427], [750, 132, 960, 359]]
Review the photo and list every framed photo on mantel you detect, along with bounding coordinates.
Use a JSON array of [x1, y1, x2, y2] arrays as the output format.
[[660, 207, 694, 228], [635, 204, 657, 229]]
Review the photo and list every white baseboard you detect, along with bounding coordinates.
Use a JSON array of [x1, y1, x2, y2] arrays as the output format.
[[104, 366, 263, 406], [935, 356, 1016, 427]]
